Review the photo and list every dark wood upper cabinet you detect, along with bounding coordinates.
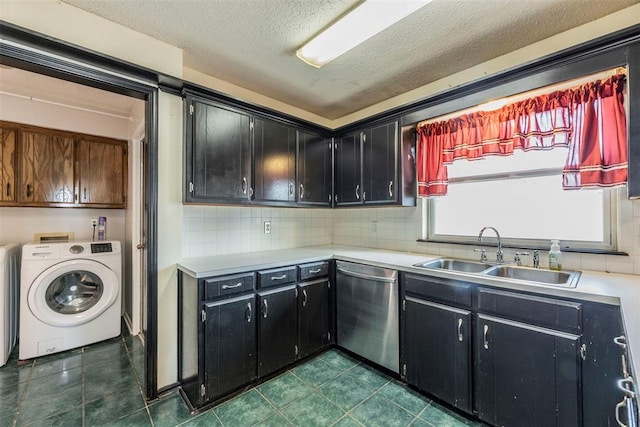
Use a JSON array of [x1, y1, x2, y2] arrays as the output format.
[[334, 131, 361, 206], [297, 130, 332, 206], [362, 122, 397, 204], [0, 126, 17, 203], [187, 98, 252, 203], [19, 128, 75, 205], [253, 118, 296, 203], [76, 137, 127, 208], [0, 121, 128, 208]]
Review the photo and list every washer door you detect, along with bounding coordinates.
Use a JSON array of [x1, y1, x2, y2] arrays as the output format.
[[28, 259, 119, 327]]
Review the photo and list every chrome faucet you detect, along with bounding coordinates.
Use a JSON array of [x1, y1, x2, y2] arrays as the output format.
[[533, 250, 540, 269], [478, 226, 503, 263]]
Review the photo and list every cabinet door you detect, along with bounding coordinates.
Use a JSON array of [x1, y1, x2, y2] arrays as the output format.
[[253, 118, 296, 202], [362, 121, 397, 204], [203, 294, 256, 401], [297, 130, 331, 206], [334, 132, 361, 205], [76, 138, 127, 207], [19, 129, 74, 204], [404, 297, 471, 413], [298, 279, 330, 359], [257, 286, 298, 378], [0, 126, 17, 203], [189, 100, 252, 202], [475, 314, 581, 427]]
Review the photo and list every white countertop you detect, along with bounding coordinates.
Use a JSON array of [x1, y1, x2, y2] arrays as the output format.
[[178, 244, 640, 378]]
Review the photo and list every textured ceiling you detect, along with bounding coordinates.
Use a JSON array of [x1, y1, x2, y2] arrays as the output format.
[[59, 0, 638, 120]]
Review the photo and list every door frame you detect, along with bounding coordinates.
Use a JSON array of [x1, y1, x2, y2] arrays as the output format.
[[0, 21, 166, 399]]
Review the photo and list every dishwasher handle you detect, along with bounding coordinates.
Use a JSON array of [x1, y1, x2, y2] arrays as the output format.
[[337, 266, 397, 283]]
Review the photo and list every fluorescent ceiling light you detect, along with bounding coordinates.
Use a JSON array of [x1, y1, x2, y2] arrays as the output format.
[[297, 0, 433, 68]]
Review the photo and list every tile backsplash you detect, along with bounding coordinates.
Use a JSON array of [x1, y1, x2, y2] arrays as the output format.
[[183, 194, 640, 276]]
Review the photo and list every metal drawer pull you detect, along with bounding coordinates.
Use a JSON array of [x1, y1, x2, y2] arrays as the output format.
[[308, 268, 322, 274], [388, 180, 393, 197], [617, 377, 636, 399], [614, 335, 628, 350], [355, 184, 360, 200], [242, 177, 247, 194], [483, 325, 489, 349], [457, 318, 463, 342], [221, 282, 242, 290], [262, 299, 268, 318], [246, 302, 252, 323], [289, 182, 294, 197], [300, 184, 305, 199], [302, 289, 308, 307], [271, 274, 287, 280]]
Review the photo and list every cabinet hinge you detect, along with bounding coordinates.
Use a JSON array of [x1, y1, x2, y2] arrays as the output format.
[[201, 309, 206, 322], [189, 104, 194, 115], [295, 345, 299, 356], [402, 364, 407, 377], [402, 299, 406, 311], [200, 384, 206, 397], [189, 182, 194, 193], [580, 344, 587, 360]]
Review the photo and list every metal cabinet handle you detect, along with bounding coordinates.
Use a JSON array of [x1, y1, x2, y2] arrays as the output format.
[[5, 183, 9, 197], [614, 335, 628, 350], [363, 191, 366, 201], [615, 396, 630, 427], [308, 268, 321, 274], [262, 299, 268, 318], [249, 187, 254, 198], [457, 318, 463, 342], [355, 184, 360, 200], [83, 187, 87, 201], [289, 182, 294, 197], [388, 180, 393, 197], [302, 289, 308, 307], [246, 302, 252, 323], [242, 177, 247, 194], [26, 184, 32, 198], [222, 282, 242, 290], [271, 274, 287, 280], [300, 184, 305, 199], [483, 325, 489, 349]]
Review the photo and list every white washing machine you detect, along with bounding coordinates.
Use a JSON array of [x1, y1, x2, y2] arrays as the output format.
[[20, 240, 122, 360], [1, 243, 22, 367]]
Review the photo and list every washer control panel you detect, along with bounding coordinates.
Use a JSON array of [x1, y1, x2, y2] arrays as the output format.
[[90, 243, 113, 254]]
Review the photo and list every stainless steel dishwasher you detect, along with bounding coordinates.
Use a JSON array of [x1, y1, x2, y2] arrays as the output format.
[[336, 261, 399, 373]]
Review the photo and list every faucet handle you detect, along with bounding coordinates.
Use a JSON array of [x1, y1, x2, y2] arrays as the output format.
[[474, 248, 487, 262], [514, 251, 529, 266]]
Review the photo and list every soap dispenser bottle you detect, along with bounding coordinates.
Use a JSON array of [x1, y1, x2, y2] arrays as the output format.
[[549, 240, 562, 271]]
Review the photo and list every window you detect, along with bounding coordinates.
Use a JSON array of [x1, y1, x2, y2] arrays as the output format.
[[423, 149, 617, 251]]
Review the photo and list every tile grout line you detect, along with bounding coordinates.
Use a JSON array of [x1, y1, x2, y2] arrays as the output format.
[[10, 359, 34, 427]]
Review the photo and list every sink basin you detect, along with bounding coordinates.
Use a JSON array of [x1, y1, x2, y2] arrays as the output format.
[[414, 258, 492, 273], [483, 265, 581, 287]]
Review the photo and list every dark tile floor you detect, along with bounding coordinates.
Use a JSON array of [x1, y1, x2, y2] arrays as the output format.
[[1, 335, 479, 427]]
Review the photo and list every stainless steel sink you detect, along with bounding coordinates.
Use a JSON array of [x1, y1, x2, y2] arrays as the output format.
[[414, 258, 493, 273], [483, 265, 581, 288]]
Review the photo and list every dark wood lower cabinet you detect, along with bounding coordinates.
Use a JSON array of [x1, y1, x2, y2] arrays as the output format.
[[203, 294, 256, 401], [257, 285, 298, 378], [404, 297, 472, 413], [475, 314, 581, 427], [298, 279, 331, 359]]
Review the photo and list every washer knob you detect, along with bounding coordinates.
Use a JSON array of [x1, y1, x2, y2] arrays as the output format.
[[69, 245, 84, 254]]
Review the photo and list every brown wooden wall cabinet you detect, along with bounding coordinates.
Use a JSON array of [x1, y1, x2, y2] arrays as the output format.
[[0, 121, 128, 209]]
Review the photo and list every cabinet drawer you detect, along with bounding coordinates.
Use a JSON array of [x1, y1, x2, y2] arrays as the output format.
[[202, 273, 255, 300], [478, 288, 582, 333], [404, 273, 473, 308], [257, 266, 297, 288], [298, 262, 329, 281]]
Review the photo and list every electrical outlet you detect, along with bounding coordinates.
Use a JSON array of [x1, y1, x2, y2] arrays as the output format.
[[263, 221, 271, 234], [91, 218, 98, 228]]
